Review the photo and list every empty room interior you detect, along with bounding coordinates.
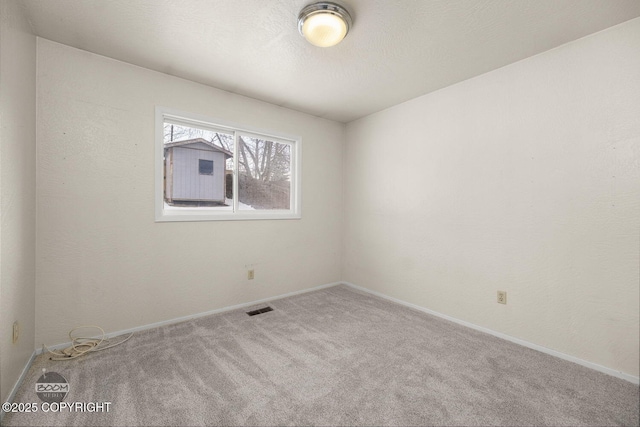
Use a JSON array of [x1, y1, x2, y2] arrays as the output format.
[[1, 0, 639, 426]]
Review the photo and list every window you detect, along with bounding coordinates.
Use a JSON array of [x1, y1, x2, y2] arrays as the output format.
[[156, 107, 301, 221], [199, 159, 214, 175]]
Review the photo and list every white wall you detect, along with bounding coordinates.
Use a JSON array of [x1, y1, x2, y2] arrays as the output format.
[[0, 0, 37, 403], [344, 18, 640, 377], [36, 39, 344, 346]]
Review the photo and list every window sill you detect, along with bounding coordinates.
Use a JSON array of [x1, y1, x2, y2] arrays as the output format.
[[155, 209, 302, 222]]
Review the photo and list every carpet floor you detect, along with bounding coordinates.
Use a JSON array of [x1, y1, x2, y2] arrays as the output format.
[[3, 285, 638, 426]]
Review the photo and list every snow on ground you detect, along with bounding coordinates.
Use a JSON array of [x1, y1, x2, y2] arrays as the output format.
[[228, 198, 256, 210]]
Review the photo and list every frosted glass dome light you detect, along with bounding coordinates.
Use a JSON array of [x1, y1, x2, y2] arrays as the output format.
[[298, 2, 352, 47]]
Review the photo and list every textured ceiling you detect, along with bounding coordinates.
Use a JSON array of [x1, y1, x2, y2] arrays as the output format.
[[19, 0, 640, 123]]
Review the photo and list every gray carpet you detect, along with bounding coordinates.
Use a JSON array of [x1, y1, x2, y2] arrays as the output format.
[[3, 285, 639, 426]]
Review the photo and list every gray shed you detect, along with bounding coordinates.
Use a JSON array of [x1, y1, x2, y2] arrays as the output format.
[[164, 138, 232, 205]]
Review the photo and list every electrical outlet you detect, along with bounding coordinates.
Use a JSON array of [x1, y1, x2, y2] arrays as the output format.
[[497, 291, 507, 305], [13, 321, 19, 343], [248, 269, 255, 280]]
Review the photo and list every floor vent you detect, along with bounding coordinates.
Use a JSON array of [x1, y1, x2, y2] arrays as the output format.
[[247, 306, 273, 316]]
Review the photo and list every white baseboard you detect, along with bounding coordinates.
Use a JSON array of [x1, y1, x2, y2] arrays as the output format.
[[343, 281, 639, 385], [37, 281, 343, 354], [1, 350, 36, 422]]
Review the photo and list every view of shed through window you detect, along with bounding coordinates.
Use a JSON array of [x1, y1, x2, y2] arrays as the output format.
[[163, 122, 235, 209], [163, 122, 292, 212]]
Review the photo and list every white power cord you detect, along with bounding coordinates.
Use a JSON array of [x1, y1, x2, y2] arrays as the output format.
[[43, 325, 133, 361]]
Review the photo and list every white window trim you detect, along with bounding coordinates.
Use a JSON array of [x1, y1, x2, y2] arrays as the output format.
[[155, 106, 302, 222]]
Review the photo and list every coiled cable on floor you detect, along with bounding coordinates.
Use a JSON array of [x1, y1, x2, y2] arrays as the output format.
[[43, 325, 133, 361]]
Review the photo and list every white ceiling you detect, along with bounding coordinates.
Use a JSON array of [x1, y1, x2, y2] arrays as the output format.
[[20, 0, 640, 123]]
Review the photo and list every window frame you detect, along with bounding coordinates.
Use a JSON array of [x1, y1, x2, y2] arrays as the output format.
[[155, 106, 302, 222]]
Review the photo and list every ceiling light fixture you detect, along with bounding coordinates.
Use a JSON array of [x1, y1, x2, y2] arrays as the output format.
[[298, 2, 352, 47]]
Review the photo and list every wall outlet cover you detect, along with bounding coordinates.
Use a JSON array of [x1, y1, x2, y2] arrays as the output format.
[[497, 291, 507, 304], [13, 321, 19, 343]]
